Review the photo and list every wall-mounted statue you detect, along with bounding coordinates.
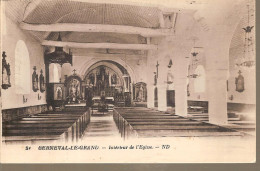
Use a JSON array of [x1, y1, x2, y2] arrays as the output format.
[[32, 66, 39, 92], [154, 72, 157, 86], [134, 82, 147, 102], [39, 69, 45, 92], [235, 70, 245, 93], [2, 51, 11, 89]]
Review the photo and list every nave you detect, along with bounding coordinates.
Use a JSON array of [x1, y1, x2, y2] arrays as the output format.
[[0, 0, 256, 163]]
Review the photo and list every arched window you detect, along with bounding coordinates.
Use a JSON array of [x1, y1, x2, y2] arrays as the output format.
[[194, 65, 206, 93], [15, 40, 30, 94], [49, 63, 60, 83], [53, 64, 60, 82]]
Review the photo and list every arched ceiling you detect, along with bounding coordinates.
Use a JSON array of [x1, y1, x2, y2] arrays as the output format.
[[4, 0, 162, 44], [3, 0, 251, 56], [25, 2, 160, 28]]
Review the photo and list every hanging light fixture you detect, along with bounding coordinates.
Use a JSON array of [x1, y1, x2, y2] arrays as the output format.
[[44, 32, 73, 67], [187, 38, 200, 78], [236, 2, 255, 68]]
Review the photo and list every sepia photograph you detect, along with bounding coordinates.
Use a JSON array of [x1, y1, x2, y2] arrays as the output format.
[[0, 0, 256, 163]]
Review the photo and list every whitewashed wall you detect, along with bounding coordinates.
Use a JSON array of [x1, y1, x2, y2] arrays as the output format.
[[1, 17, 46, 109]]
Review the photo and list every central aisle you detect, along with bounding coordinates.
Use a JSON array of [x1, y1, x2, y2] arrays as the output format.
[[81, 112, 122, 142]]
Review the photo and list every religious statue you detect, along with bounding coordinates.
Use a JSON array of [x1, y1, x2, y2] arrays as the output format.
[[32, 66, 39, 92], [39, 69, 45, 92], [111, 73, 117, 85], [154, 72, 157, 86], [68, 78, 81, 103], [137, 85, 144, 102], [134, 82, 147, 102], [235, 70, 245, 93], [2, 51, 11, 89]]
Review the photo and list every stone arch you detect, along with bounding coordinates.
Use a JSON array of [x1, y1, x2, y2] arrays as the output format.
[[84, 63, 124, 86]]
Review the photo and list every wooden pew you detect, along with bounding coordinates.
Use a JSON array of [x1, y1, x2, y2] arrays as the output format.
[[2, 108, 91, 144], [113, 108, 243, 139]]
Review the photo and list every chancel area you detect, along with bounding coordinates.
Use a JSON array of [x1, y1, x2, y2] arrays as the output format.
[[0, 0, 256, 144]]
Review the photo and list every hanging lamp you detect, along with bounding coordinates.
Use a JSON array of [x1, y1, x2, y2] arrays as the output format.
[[236, 2, 255, 68]]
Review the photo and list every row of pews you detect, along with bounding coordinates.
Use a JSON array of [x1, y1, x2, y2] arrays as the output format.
[[113, 107, 243, 139], [187, 111, 256, 136], [2, 107, 91, 144]]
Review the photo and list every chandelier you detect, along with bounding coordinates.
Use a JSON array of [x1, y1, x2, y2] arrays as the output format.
[[44, 33, 73, 67], [236, 3, 255, 68]]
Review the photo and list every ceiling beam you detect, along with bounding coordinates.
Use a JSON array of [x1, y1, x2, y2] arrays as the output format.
[[20, 22, 172, 37], [42, 41, 158, 50]]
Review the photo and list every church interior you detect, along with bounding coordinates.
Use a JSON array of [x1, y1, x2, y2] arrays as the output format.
[[0, 0, 256, 146]]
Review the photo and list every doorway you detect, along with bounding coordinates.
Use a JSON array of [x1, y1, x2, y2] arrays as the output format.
[[167, 90, 175, 107], [154, 87, 158, 107]]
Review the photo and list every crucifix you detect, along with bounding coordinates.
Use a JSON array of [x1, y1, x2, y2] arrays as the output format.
[[156, 61, 159, 78], [72, 69, 76, 75]]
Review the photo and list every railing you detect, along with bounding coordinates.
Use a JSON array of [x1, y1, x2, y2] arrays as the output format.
[[113, 109, 138, 140]]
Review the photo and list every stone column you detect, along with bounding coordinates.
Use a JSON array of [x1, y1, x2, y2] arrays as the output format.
[[173, 47, 190, 117], [202, 27, 234, 125], [147, 84, 155, 108], [157, 84, 167, 111], [206, 69, 228, 125], [175, 78, 188, 116], [194, 1, 244, 125], [156, 57, 168, 112]]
